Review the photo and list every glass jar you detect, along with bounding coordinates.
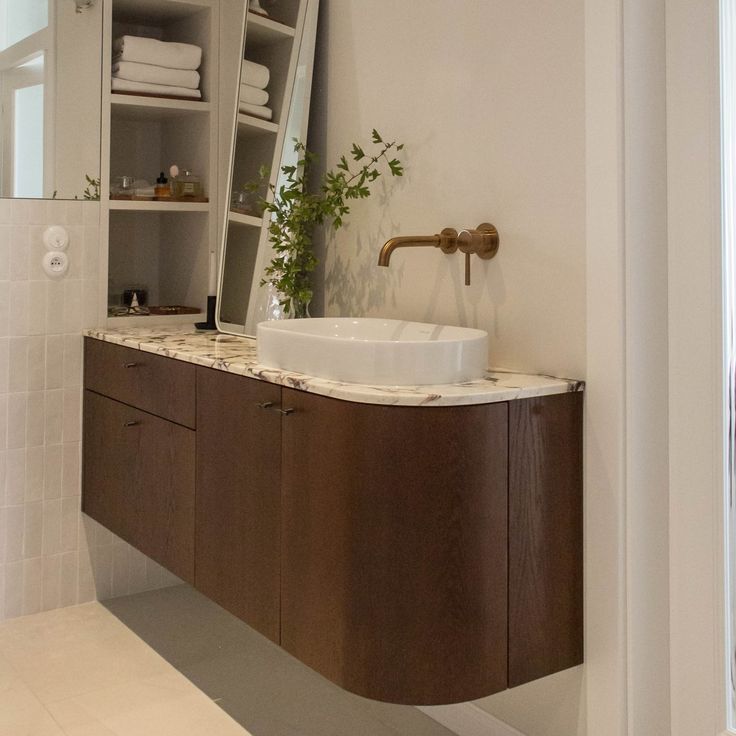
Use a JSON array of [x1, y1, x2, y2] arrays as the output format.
[[172, 169, 202, 198]]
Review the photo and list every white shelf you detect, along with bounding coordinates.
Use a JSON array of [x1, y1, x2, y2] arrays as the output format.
[[237, 113, 278, 135], [109, 200, 210, 212], [111, 94, 211, 120], [107, 312, 205, 328], [246, 14, 296, 47], [229, 210, 263, 227], [113, 0, 214, 24]]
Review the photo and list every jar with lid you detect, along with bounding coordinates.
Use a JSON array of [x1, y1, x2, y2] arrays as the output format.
[[172, 169, 202, 198]]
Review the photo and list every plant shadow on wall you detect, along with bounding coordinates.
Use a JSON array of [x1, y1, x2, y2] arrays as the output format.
[[245, 130, 404, 316], [323, 178, 406, 316]]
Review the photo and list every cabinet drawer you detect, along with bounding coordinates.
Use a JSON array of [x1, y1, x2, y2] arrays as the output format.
[[82, 390, 195, 583], [84, 338, 195, 428]]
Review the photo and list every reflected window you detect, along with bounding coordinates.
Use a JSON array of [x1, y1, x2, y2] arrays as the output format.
[[0, 0, 48, 51], [1, 53, 44, 198], [13, 83, 43, 197]]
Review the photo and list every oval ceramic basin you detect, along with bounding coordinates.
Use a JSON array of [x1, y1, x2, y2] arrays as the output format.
[[256, 317, 489, 386]]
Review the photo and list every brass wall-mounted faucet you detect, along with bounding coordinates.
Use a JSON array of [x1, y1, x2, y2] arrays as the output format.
[[377, 223, 500, 285]]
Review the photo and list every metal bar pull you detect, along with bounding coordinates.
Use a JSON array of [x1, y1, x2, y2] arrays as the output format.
[[122, 362, 138, 368], [256, 401, 295, 416], [123, 420, 140, 427]]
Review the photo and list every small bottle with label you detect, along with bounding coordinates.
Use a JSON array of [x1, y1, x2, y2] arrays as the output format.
[[172, 169, 202, 199]]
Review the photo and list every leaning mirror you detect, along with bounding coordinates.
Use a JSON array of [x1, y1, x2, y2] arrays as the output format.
[[217, 0, 319, 335], [0, 0, 102, 199]]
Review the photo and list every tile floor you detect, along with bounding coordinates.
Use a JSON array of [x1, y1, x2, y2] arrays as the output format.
[[0, 602, 250, 736], [0, 585, 456, 736]]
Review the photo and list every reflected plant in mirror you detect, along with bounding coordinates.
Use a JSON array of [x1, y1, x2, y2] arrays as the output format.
[[246, 130, 404, 317]]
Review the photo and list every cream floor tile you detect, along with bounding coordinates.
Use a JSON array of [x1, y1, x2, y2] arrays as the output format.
[[0, 604, 250, 736], [0, 654, 64, 736], [46, 671, 250, 736], [0, 603, 172, 703]]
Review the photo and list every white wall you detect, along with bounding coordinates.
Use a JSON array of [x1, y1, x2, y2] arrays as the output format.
[[0, 198, 179, 622], [311, 2, 586, 735], [311, 0, 586, 380]]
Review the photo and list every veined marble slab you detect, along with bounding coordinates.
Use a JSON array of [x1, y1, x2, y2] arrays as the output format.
[[84, 327, 585, 407]]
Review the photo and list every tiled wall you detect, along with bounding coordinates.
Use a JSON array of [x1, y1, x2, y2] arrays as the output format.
[[0, 198, 178, 622]]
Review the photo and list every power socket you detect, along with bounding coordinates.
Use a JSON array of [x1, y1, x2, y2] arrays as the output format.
[[43, 251, 69, 278]]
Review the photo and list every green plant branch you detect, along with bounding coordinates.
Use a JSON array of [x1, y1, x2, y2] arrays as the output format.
[[246, 130, 404, 314]]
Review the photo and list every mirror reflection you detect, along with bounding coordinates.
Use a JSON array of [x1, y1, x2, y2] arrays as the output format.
[[0, 0, 102, 200], [217, 0, 319, 336]]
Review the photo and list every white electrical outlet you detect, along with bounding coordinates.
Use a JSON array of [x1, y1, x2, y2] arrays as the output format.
[[43, 251, 69, 278]]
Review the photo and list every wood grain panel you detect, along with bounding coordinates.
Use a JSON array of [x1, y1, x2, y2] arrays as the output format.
[[280, 388, 509, 705], [508, 392, 584, 687], [82, 389, 195, 583], [195, 366, 282, 643], [84, 338, 196, 428]]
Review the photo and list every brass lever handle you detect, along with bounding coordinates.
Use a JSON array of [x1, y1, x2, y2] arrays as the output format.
[[457, 223, 500, 260], [457, 223, 500, 285]]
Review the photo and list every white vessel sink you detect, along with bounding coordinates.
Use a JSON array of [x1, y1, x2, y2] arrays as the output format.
[[256, 317, 489, 386]]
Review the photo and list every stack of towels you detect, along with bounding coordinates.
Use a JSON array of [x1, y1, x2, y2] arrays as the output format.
[[240, 59, 271, 120], [112, 36, 203, 100]]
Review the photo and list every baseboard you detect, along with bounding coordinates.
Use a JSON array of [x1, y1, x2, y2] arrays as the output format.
[[417, 703, 527, 736]]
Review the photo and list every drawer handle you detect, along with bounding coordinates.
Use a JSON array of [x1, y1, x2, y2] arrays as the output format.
[[255, 401, 295, 416], [123, 420, 140, 427], [122, 362, 139, 369]]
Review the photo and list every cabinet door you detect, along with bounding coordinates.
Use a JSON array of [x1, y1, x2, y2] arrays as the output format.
[[281, 388, 509, 705], [195, 367, 282, 643], [82, 390, 195, 583]]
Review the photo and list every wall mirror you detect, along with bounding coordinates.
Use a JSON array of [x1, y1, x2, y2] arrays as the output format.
[[217, 0, 319, 336], [0, 0, 102, 200]]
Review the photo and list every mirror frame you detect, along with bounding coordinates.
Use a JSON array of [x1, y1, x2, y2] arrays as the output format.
[[216, 0, 319, 337]]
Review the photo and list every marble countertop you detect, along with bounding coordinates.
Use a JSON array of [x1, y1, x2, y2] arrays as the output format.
[[84, 326, 584, 407]]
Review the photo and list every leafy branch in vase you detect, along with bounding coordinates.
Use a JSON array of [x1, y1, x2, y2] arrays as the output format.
[[246, 129, 404, 316]]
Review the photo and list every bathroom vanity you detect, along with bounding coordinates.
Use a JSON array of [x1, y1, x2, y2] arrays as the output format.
[[82, 328, 584, 705]]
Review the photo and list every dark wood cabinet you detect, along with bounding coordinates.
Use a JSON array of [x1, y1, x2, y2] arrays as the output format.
[[82, 390, 195, 583], [195, 367, 282, 643], [82, 338, 583, 705], [508, 392, 584, 687], [280, 389, 509, 704]]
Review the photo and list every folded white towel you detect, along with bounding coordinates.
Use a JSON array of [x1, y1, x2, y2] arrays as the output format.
[[239, 101, 273, 120], [113, 36, 202, 71], [112, 77, 202, 99], [112, 60, 200, 90], [241, 59, 269, 90], [240, 82, 269, 106]]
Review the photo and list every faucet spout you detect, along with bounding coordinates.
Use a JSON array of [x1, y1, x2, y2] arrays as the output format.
[[378, 231, 456, 267], [377, 235, 440, 267]]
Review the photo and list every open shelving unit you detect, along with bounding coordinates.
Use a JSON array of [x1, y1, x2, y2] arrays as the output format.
[[99, 0, 219, 325]]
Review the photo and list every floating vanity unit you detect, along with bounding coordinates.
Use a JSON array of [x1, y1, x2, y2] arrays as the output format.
[[82, 327, 584, 705]]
